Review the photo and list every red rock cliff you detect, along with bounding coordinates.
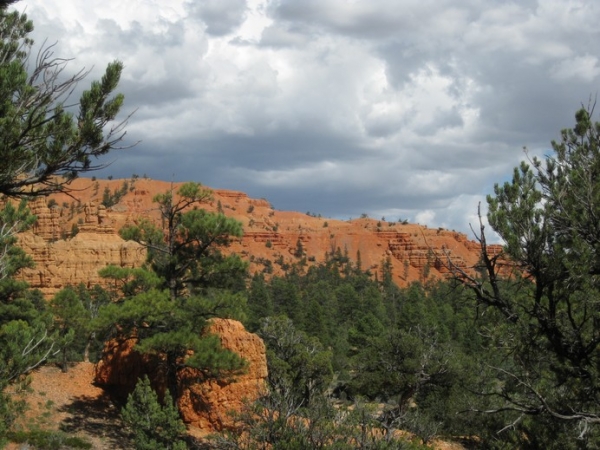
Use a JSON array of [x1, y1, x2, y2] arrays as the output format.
[[19, 177, 500, 296], [17, 197, 146, 297]]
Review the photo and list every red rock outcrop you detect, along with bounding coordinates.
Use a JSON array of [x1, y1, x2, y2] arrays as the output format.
[[18, 177, 504, 296], [178, 319, 268, 431], [94, 319, 268, 433], [17, 196, 146, 297]]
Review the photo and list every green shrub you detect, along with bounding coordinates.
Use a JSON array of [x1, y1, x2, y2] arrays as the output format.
[[121, 376, 187, 450], [7, 430, 92, 449]]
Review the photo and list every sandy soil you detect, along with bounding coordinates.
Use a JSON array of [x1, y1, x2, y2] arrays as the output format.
[[8, 362, 132, 450]]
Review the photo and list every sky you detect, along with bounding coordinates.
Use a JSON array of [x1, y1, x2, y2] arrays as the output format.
[[16, 0, 600, 237]]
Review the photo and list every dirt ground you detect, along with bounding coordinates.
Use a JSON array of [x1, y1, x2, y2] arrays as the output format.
[[8, 362, 132, 450]]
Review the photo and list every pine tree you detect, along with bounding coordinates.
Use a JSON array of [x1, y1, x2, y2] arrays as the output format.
[[0, 202, 57, 438], [246, 273, 273, 331], [50, 287, 88, 372], [121, 376, 187, 450], [0, 8, 127, 197], [119, 182, 247, 299], [451, 107, 600, 444], [0, 4, 127, 444], [99, 183, 249, 400]]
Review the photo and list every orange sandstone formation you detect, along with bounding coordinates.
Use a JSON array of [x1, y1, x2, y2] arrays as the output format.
[[94, 319, 268, 433], [17, 196, 145, 298], [13, 178, 502, 434], [18, 177, 500, 297], [178, 319, 268, 431]]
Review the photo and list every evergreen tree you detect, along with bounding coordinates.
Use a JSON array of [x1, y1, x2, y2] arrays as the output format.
[[258, 316, 332, 407], [75, 283, 111, 362], [0, 4, 127, 445], [50, 287, 88, 372], [246, 273, 273, 331], [0, 8, 127, 198], [335, 283, 360, 323], [97, 270, 247, 400], [302, 280, 337, 337], [121, 376, 187, 450], [0, 202, 57, 438], [450, 107, 600, 445], [120, 182, 247, 299], [270, 277, 302, 323], [302, 297, 327, 346], [100, 184, 249, 400]]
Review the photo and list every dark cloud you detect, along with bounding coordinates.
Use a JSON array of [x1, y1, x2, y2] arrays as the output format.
[[22, 0, 600, 239], [186, 0, 247, 36], [199, 128, 365, 170], [268, 0, 451, 40], [118, 78, 194, 109]]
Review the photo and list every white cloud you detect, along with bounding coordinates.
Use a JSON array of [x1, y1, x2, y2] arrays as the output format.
[[415, 210, 436, 226], [14, 0, 600, 239], [551, 54, 600, 82]]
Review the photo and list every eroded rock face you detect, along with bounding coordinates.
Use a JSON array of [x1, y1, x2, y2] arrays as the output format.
[[93, 336, 160, 399], [22, 177, 501, 296], [94, 319, 268, 432], [17, 197, 146, 298], [179, 319, 268, 431]]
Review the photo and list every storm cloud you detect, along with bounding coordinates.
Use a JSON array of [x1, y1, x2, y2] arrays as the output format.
[[18, 0, 600, 237]]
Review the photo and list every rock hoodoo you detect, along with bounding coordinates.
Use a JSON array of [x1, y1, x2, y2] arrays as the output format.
[[17, 196, 146, 298]]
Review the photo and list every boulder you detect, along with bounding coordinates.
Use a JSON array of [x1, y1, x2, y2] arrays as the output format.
[[94, 319, 268, 433]]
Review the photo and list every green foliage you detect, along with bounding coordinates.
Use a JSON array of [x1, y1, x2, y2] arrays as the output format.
[[7, 429, 92, 449], [0, 201, 36, 278], [245, 253, 508, 446], [0, 8, 127, 197], [0, 204, 57, 443], [450, 107, 600, 446], [120, 182, 247, 299], [50, 287, 88, 371], [70, 222, 79, 238], [246, 274, 273, 332], [96, 287, 247, 383], [294, 238, 304, 258], [0, 6, 127, 445], [214, 394, 428, 449], [101, 181, 129, 207], [246, 252, 388, 373], [0, 204, 50, 370], [46, 283, 112, 369], [101, 183, 250, 400], [258, 316, 332, 407], [98, 265, 162, 300], [0, 390, 22, 448], [212, 317, 424, 450], [121, 376, 187, 450]]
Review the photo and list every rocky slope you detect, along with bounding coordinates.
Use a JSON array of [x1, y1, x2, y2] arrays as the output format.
[[17, 177, 500, 297]]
